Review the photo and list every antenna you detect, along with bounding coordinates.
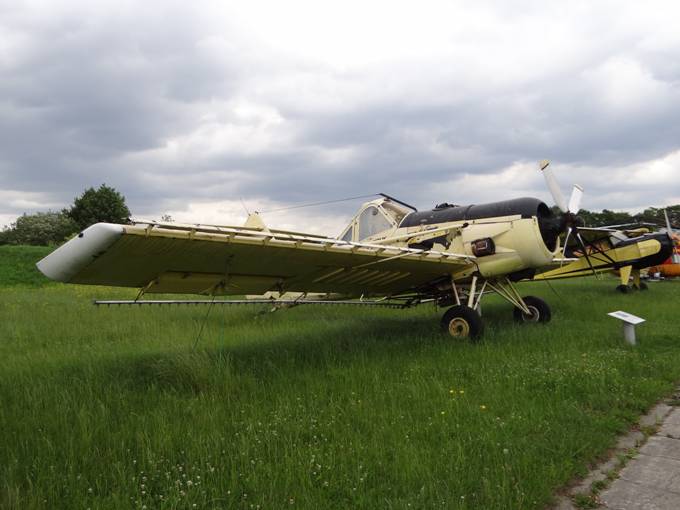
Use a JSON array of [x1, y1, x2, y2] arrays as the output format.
[[239, 198, 250, 215], [259, 194, 378, 213]]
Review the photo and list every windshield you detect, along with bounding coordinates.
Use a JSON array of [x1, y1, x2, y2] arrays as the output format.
[[357, 206, 392, 240]]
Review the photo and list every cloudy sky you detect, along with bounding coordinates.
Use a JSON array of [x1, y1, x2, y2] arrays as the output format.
[[2, 0, 680, 235]]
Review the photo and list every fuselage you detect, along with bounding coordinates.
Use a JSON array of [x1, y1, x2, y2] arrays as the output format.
[[359, 197, 561, 281], [615, 232, 674, 270]]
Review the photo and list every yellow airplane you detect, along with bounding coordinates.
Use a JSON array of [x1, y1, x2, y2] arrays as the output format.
[[534, 212, 676, 292], [35, 161, 670, 340]]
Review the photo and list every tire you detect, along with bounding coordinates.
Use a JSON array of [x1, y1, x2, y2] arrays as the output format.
[[616, 284, 629, 293], [638, 282, 648, 291], [440, 305, 484, 340], [513, 296, 551, 323]]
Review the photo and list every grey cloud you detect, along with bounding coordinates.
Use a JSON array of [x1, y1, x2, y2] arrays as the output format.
[[0, 3, 245, 196], [1, 1, 680, 225]]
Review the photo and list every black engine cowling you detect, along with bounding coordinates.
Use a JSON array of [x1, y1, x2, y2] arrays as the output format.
[[399, 197, 560, 251]]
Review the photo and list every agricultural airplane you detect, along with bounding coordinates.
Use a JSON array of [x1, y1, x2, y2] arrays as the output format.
[[36, 161, 673, 339]]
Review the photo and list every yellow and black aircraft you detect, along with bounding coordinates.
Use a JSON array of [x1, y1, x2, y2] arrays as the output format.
[[532, 193, 676, 291], [533, 226, 675, 292]]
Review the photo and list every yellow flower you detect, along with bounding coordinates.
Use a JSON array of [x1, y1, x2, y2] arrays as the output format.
[[459, 390, 465, 395], [441, 411, 446, 415], [449, 389, 455, 394], [480, 405, 487, 410]]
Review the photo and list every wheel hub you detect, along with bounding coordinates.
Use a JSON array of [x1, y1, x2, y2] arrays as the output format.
[[521, 305, 540, 322], [448, 317, 471, 337]]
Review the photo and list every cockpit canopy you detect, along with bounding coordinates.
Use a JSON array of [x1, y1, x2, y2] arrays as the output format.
[[339, 198, 411, 242]]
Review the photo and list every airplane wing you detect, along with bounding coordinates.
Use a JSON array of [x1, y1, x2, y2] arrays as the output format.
[[37, 221, 475, 297], [576, 226, 651, 237], [564, 227, 614, 244]]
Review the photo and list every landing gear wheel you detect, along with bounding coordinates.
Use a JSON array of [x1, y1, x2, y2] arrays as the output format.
[[513, 296, 551, 323], [616, 284, 630, 293], [638, 282, 648, 291], [440, 305, 483, 340]]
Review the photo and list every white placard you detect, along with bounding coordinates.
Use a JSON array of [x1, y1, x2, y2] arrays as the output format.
[[608, 311, 646, 325]]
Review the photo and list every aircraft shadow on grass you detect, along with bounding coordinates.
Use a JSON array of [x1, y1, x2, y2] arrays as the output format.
[[54, 306, 520, 395]]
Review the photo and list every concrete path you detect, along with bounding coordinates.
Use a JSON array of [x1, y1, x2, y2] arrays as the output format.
[[600, 407, 680, 510], [554, 400, 680, 509]]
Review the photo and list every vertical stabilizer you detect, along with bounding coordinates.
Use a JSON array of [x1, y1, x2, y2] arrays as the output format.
[[244, 212, 269, 231]]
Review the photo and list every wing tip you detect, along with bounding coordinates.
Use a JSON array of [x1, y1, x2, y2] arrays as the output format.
[[36, 223, 125, 282]]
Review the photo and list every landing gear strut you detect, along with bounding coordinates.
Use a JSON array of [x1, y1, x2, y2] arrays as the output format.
[[441, 276, 552, 339], [616, 266, 647, 292]]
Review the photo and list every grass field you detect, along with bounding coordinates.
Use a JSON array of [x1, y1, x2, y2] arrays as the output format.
[[1, 247, 679, 509], [0, 245, 53, 286]]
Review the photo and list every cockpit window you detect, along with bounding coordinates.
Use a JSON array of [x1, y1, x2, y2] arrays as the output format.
[[358, 206, 392, 240], [340, 226, 353, 242]]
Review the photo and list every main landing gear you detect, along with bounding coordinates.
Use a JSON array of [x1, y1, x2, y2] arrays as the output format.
[[440, 276, 551, 340], [616, 266, 648, 293], [441, 305, 484, 338]]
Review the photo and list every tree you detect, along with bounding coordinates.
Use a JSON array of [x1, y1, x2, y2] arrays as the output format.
[[0, 212, 78, 246], [634, 206, 680, 227], [66, 184, 131, 230], [0, 227, 12, 245], [592, 209, 634, 227]]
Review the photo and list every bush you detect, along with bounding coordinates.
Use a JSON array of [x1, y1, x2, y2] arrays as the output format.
[[0, 212, 77, 246]]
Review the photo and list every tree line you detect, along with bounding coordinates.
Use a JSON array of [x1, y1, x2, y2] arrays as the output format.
[[0, 185, 130, 246], [553, 205, 680, 228], [1, 187, 678, 246]]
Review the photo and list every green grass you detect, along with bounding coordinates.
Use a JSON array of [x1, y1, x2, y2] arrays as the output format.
[[1, 259, 679, 508], [0, 245, 53, 286]]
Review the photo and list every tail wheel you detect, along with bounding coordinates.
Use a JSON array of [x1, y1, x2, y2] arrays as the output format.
[[440, 305, 483, 340], [513, 296, 551, 323], [616, 284, 630, 293], [638, 282, 648, 291]]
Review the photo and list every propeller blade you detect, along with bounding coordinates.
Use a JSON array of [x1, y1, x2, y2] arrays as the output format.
[[539, 160, 567, 213], [575, 231, 597, 276], [664, 209, 673, 238], [567, 184, 584, 214]]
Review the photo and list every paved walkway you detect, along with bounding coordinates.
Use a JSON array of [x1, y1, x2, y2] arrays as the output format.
[[600, 407, 680, 509], [555, 400, 680, 509]]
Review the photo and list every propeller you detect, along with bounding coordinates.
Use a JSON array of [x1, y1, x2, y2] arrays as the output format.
[[539, 160, 567, 213], [539, 160, 595, 273], [539, 160, 583, 216]]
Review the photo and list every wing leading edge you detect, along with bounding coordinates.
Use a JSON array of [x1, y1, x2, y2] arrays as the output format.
[[37, 222, 475, 297]]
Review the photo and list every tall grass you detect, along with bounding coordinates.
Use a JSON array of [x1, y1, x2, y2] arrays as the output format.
[[1, 273, 679, 508], [0, 245, 53, 287]]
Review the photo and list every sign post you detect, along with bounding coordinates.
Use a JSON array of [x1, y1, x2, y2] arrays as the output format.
[[607, 311, 646, 345]]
